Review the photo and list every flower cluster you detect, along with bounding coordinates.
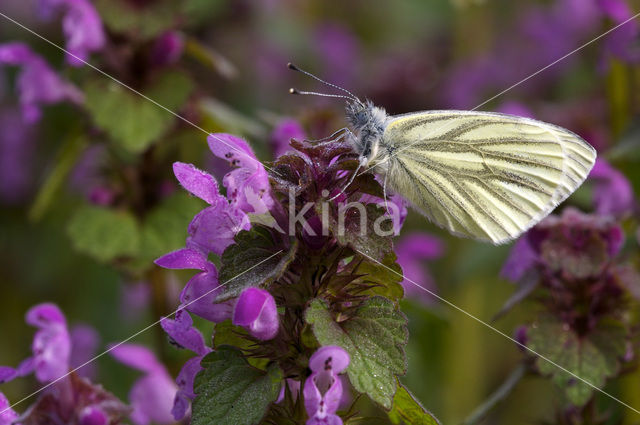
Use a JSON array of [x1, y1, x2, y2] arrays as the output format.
[[0, 304, 130, 425]]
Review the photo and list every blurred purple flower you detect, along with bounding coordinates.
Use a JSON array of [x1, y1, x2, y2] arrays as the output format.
[[0, 42, 83, 122], [160, 310, 211, 420], [502, 208, 624, 284], [0, 392, 18, 425], [233, 287, 279, 340], [497, 101, 534, 118], [271, 118, 305, 157], [0, 108, 35, 204], [395, 234, 444, 302], [313, 23, 360, 87], [208, 133, 274, 214], [589, 158, 634, 218], [597, 0, 640, 63], [69, 324, 100, 379], [152, 31, 184, 66], [155, 248, 234, 322], [38, 0, 106, 66], [304, 345, 350, 425], [500, 236, 539, 283], [109, 344, 176, 425], [119, 281, 151, 323], [26, 303, 72, 383]]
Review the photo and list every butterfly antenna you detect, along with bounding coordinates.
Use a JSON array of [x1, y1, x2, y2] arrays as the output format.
[[289, 88, 354, 101], [287, 62, 363, 105]]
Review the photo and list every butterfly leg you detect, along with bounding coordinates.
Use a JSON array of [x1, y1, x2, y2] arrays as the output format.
[[328, 156, 367, 202], [303, 127, 352, 145]]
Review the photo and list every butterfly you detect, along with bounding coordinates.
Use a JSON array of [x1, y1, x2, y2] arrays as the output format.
[[288, 64, 596, 245]]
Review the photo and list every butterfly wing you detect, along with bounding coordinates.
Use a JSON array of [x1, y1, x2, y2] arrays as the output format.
[[382, 110, 596, 244]]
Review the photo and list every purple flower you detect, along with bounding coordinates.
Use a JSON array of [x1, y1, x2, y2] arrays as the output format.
[[233, 287, 279, 340], [0, 42, 83, 122], [313, 23, 360, 88], [39, 0, 106, 66], [304, 346, 350, 425], [0, 392, 18, 425], [597, 0, 640, 63], [26, 303, 72, 383], [208, 133, 274, 214], [109, 344, 177, 425], [0, 108, 36, 204], [589, 158, 634, 218], [173, 161, 250, 256], [500, 236, 539, 282], [271, 118, 306, 158], [70, 324, 100, 379], [155, 248, 234, 322], [395, 234, 444, 302], [120, 281, 151, 322], [160, 310, 212, 420], [152, 31, 184, 66]]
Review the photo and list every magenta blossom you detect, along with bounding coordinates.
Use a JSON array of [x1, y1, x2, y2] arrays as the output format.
[[271, 118, 306, 158], [155, 248, 234, 322], [160, 310, 212, 420], [173, 161, 250, 256], [152, 31, 184, 65], [0, 392, 18, 425], [69, 324, 100, 379], [233, 287, 279, 340], [395, 234, 444, 302], [39, 0, 105, 66], [0, 42, 83, 122], [589, 158, 634, 218], [208, 133, 274, 214], [304, 346, 350, 425], [109, 344, 176, 425], [598, 0, 640, 63], [26, 303, 72, 383]]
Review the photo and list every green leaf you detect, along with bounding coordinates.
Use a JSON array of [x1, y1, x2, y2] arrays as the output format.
[[329, 203, 393, 261], [351, 252, 404, 301], [212, 320, 269, 370], [67, 205, 140, 263], [527, 317, 627, 406], [138, 192, 203, 266], [305, 297, 408, 409], [217, 225, 298, 301], [388, 380, 441, 425], [85, 71, 193, 154], [192, 346, 283, 425]]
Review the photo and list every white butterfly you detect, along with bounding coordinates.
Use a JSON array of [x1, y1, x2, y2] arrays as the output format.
[[289, 64, 596, 244]]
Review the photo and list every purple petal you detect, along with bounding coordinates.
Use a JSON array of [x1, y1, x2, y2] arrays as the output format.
[[171, 355, 206, 420], [155, 248, 210, 271], [173, 162, 220, 205], [187, 203, 250, 256], [79, 405, 109, 425], [307, 415, 343, 425], [129, 372, 177, 425], [0, 392, 18, 425], [589, 158, 634, 218], [233, 287, 279, 340], [160, 310, 209, 355], [207, 133, 257, 169], [500, 236, 539, 282], [0, 367, 16, 384], [26, 303, 71, 383], [109, 344, 164, 375], [25, 303, 66, 327], [153, 31, 184, 66], [179, 271, 234, 323], [270, 118, 305, 157], [70, 324, 100, 378], [62, 0, 106, 66], [308, 346, 350, 374], [207, 133, 273, 214]]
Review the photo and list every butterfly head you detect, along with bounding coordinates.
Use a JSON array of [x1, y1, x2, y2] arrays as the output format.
[[345, 99, 388, 165]]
